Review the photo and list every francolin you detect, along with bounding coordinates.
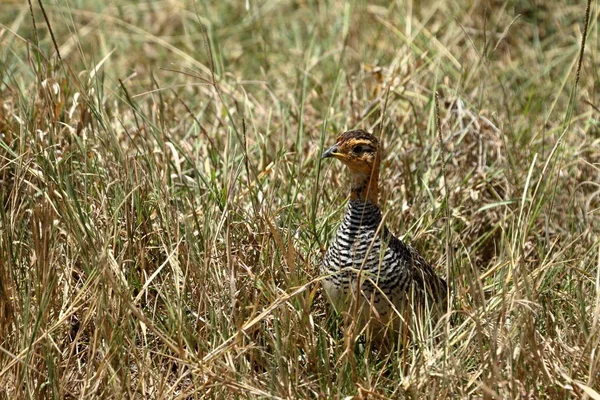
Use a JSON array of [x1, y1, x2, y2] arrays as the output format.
[[321, 130, 447, 343]]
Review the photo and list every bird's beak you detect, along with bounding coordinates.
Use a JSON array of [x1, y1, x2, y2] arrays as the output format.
[[321, 144, 340, 159]]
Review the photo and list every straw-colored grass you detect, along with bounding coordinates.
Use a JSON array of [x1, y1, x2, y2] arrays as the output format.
[[1, 0, 599, 398]]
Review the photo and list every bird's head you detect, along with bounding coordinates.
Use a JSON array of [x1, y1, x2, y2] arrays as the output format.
[[321, 130, 380, 175], [321, 130, 381, 204]]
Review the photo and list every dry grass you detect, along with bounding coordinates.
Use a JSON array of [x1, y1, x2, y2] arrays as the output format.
[[1, 0, 600, 398]]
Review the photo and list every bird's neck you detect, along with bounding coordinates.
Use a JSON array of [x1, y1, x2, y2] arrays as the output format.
[[349, 167, 379, 205]]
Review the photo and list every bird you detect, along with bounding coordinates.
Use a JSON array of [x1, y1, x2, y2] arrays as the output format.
[[320, 129, 447, 343]]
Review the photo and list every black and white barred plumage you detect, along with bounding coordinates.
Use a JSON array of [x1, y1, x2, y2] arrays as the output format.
[[322, 199, 447, 323]]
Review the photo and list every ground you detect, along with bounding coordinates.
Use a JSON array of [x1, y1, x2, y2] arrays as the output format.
[[1, 0, 599, 398]]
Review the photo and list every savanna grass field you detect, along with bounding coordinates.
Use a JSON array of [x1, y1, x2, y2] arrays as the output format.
[[1, 0, 599, 398]]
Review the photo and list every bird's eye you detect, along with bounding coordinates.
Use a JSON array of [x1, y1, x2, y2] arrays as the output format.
[[352, 145, 373, 154]]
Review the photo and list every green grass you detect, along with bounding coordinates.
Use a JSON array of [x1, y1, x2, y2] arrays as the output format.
[[1, 0, 599, 398]]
